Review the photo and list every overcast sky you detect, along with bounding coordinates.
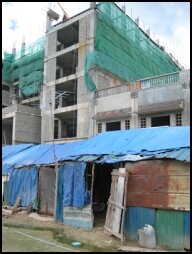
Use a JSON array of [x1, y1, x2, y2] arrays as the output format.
[[2, 2, 190, 69]]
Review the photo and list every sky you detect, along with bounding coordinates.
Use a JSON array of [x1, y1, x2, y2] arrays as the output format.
[[2, 2, 190, 69]]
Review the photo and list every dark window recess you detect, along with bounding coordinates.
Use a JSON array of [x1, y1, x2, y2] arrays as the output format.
[[54, 119, 59, 139], [106, 121, 121, 131], [151, 116, 170, 127]]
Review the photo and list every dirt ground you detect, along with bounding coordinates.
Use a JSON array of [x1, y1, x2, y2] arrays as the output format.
[[2, 212, 139, 252], [3, 212, 180, 252]]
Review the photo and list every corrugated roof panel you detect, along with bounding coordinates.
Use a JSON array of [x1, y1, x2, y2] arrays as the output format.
[[156, 148, 190, 162], [2, 144, 34, 160], [67, 126, 189, 157], [2, 127, 190, 168]]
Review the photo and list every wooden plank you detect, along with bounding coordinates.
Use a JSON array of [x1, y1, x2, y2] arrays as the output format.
[[112, 168, 125, 235], [111, 172, 127, 177], [108, 199, 124, 209], [104, 226, 121, 239], [104, 168, 128, 241], [104, 173, 115, 230], [120, 170, 129, 242]]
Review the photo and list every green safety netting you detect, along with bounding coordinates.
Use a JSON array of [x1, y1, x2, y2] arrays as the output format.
[[2, 37, 44, 97], [85, 2, 180, 91]]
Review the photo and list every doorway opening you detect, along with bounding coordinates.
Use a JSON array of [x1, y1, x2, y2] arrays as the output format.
[[92, 164, 115, 227]]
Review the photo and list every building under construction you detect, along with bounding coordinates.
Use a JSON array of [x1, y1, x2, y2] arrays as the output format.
[[2, 2, 190, 145]]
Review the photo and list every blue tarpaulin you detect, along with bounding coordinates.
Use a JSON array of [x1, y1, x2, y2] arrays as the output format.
[[65, 126, 190, 157], [2, 127, 190, 170], [2, 144, 34, 160], [7, 167, 38, 208], [56, 162, 87, 222]]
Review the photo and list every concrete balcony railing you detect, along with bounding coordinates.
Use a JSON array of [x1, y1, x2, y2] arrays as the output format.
[[95, 72, 181, 98], [95, 84, 130, 98], [140, 72, 180, 89]]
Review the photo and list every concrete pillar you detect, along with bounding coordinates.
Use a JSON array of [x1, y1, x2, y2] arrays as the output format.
[[179, 70, 190, 125], [12, 116, 16, 144], [90, 2, 96, 9], [44, 32, 57, 83], [182, 88, 190, 126], [131, 90, 139, 129], [146, 116, 151, 128], [121, 119, 125, 130], [170, 113, 176, 126], [21, 41, 26, 57]]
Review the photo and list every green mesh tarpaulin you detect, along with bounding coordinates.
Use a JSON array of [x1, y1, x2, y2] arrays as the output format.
[[85, 2, 180, 91], [19, 71, 43, 97], [2, 37, 44, 97]]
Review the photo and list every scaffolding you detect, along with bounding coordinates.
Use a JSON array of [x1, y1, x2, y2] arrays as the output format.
[[2, 37, 45, 97], [85, 2, 180, 91]]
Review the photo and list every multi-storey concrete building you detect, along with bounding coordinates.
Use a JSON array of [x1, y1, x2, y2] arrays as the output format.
[[2, 2, 190, 145]]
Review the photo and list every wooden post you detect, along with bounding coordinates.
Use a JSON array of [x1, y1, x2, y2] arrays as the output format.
[[91, 163, 95, 205], [120, 170, 129, 242], [91, 163, 95, 225], [54, 160, 58, 221]]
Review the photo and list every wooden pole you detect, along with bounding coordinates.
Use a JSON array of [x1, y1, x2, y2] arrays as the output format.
[[91, 163, 95, 205], [54, 160, 58, 221]]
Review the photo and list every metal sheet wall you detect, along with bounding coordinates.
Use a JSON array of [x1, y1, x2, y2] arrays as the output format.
[[156, 209, 184, 250], [38, 167, 56, 215], [184, 211, 190, 250], [126, 160, 190, 210], [124, 207, 155, 241]]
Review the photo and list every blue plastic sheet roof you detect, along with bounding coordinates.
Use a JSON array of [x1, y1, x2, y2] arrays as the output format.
[[2, 144, 34, 160], [2, 127, 190, 170], [2, 141, 85, 170], [155, 148, 190, 162], [63, 126, 190, 157]]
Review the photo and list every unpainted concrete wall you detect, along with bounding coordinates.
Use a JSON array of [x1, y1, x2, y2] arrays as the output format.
[[14, 111, 41, 144]]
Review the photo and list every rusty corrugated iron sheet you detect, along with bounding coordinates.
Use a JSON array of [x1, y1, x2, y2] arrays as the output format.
[[126, 160, 190, 210]]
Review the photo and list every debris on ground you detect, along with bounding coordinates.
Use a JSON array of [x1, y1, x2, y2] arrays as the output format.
[[26, 203, 33, 214], [2, 209, 12, 218], [28, 212, 54, 222], [12, 197, 22, 214], [72, 242, 81, 247]]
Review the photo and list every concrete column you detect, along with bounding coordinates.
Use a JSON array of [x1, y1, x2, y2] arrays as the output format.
[[131, 92, 139, 129], [44, 31, 57, 84], [170, 113, 176, 126], [146, 116, 151, 127], [121, 119, 125, 130], [88, 10, 96, 51], [182, 88, 190, 126], [12, 116, 16, 144], [102, 122, 106, 132]]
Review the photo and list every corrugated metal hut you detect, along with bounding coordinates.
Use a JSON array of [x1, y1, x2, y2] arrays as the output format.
[[2, 127, 190, 251]]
